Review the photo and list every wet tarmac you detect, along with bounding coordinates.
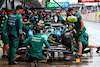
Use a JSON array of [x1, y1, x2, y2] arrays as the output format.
[[0, 48, 100, 67], [0, 20, 100, 67]]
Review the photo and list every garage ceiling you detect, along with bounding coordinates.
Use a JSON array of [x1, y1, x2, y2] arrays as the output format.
[[17, 0, 43, 8]]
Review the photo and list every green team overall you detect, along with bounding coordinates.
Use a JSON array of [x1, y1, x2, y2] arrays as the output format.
[[28, 10, 39, 30], [5, 5, 23, 65], [74, 33, 89, 52], [74, 13, 86, 42], [2, 14, 9, 44], [22, 15, 29, 34], [23, 26, 50, 62], [44, 14, 52, 25], [0, 12, 5, 40], [2, 13, 10, 58], [0, 9, 9, 58], [61, 20, 68, 32], [74, 12, 86, 57], [44, 18, 51, 24], [0, 12, 9, 44], [22, 24, 29, 33], [22, 13, 31, 33], [57, 16, 63, 23], [68, 8, 86, 60], [7, 13, 23, 64], [57, 12, 63, 23]]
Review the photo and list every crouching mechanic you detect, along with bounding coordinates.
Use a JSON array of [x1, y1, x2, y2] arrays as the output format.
[[23, 25, 50, 63], [74, 33, 100, 54], [74, 33, 89, 53]]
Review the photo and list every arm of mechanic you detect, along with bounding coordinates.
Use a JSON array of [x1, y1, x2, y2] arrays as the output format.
[[18, 17, 23, 30], [69, 29, 77, 36], [68, 25, 73, 30], [79, 14, 83, 31], [56, 19, 62, 23], [18, 17, 24, 45], [80, 20, 84, 31], [23, 14, 33, 24], [23, 20, 32, 24]]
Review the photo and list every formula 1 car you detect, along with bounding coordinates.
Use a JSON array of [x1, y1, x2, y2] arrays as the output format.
[[16, 23, 74, 62]]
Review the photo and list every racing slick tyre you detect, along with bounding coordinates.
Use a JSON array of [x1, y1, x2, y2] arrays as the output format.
[[62, 33, 73, 51]]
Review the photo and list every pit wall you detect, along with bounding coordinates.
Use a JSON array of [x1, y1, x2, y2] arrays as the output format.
[[81, 12, 100, 22]]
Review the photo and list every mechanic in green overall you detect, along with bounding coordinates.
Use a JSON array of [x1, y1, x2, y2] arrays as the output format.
[[61, 20, 76, 33], [61, 20, 68, 31], [22, 23, 29, 34], [68, 8, 86, 59], [22, 12, 30, 34], [56, 12, 64, 23], [44, 14, 52, 25], [74, 33, 88, 53], [5, 5, 23, 65], [23, 25, 50, 63], [0, 8, 9, 58], [23, 9, 39, 30]]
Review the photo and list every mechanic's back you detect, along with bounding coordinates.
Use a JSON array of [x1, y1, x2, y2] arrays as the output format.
[[23, 25, 50, 62], [25, 33, 50, 56], [7, 13, 23, 37]]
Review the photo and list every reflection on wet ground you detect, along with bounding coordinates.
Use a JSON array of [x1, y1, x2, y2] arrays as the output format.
[[0, 48, 100, 67]]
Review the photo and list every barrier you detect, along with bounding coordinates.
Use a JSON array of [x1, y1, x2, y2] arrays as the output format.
[[81, 12, 100, 22]]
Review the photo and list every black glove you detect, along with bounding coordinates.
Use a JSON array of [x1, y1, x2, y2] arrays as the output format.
[[79, 31, 82, 36]]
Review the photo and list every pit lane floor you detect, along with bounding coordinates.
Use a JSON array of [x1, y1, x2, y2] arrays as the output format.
[[0, 20, 100, 67]]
